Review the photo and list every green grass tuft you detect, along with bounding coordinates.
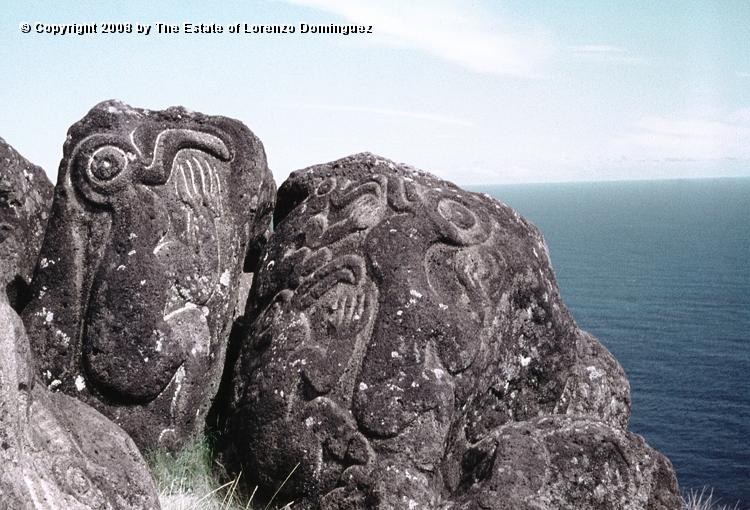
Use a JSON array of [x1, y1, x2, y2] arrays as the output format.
[[145, 436, 293, 510], [146, 436, 250, 510], [147, 440, 745, 510]]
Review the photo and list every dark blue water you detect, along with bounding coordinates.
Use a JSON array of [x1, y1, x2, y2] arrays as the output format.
[[468, 178, 750, 507]]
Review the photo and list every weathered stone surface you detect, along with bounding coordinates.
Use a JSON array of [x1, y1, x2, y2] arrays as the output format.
[[1, 291, 160, 509], [447, 416, 680, 510], [0, 137, 54, 312], [22, 100, 275, 449], [224, 153, 680, 509]]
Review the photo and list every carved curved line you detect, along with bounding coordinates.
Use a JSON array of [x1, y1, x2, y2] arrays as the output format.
[[296, 255, 367, 310], [178, 163, 194, 200], [329, 176, 386, 209], [387, 175, 421, 212], [432, 195, 491, 247], [142, 129, 230, 185], [69, 134, 136, 205]]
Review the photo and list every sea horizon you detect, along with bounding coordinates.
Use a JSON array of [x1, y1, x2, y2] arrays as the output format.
[[468, 176, 750, 507]]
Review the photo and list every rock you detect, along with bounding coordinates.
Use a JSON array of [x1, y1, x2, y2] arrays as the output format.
[[22, 100, 276, 449], [0, 137, 54, 313], [0, 290, 160, 509], [224, 153, 680, 509], [447, 415, 680, 510]]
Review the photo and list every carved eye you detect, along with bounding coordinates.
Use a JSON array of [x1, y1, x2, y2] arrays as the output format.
[[437, 198, 476, 230], [89, 146, 128, 180], [316, 178, 335, 196]]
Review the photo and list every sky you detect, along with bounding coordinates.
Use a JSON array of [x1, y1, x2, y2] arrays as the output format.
[[1, 1, 749, 186]]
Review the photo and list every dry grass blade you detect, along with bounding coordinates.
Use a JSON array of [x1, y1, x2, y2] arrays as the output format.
[[263, 463, 300, 510], [682, 487, 744, 510], [146, 436, 255, 510]]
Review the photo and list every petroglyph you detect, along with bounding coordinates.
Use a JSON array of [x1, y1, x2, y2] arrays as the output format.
[[225, 153, 680, 509], [23, 100, 275, 449]]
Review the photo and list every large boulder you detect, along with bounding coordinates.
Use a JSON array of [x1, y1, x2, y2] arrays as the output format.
[[0, 137, 54, 312], [22, 100, 276, 449], [224, 153, 680, 509], [0, 290, 160, 509]]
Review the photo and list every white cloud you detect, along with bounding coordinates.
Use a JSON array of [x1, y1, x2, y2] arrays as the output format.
[[280, 102, 473, 126], [279, 0, 553, 77], [568, 45, 648, 65], [609, 114, 750, 161]]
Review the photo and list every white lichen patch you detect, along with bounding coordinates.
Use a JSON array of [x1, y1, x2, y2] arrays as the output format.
[[49, 379, 62, 390], [54, 330, 70, 346], [220, 269, 232, 287], [44, 309, 53, 323], [433, 368, 445, 380], [154, 330, 164, 352], [74, 375, 86, 391], [587, 366, 603, 380], [359, 382, 369, 391], [305, 416, 315, 428], [520, 355, 532, 367]]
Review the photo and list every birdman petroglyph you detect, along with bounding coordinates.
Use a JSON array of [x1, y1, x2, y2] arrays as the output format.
[[23, 100, 275, 449], [224, 153, 680, 509]]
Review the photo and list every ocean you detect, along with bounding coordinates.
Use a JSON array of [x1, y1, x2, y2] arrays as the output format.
[[468, 178, 750, 507]]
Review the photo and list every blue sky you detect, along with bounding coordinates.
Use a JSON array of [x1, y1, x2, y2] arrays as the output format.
[[1, 1, 748, 185]]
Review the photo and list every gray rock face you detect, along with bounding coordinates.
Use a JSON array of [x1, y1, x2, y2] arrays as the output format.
[[225, 153, 680, 509], [1, 292, 160, 510], [22, 100, 276, 449], [0, 137, 54, 312]]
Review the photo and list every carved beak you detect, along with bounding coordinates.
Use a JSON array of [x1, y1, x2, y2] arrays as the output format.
[[139, 129, 231, 185]]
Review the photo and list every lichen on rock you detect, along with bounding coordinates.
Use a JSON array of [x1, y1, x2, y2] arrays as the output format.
[[21, 100, 276, 450], [0, 137, 53, 313], [222, 152, 681, 509], [0, 289, 160, 509]]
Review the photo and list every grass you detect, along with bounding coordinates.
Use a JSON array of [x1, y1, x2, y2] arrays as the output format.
[[146, 438, 744, 510], [146, 436, 248, 510], [145, 436, 295, 510], [682, 487, 745, 510]]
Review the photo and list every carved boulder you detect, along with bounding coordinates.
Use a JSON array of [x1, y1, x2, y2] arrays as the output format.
[[224, 153, 680, 509], [0, 137, 54, 312], [22, 100, 276, 449], [1, 291, 160, 509]]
